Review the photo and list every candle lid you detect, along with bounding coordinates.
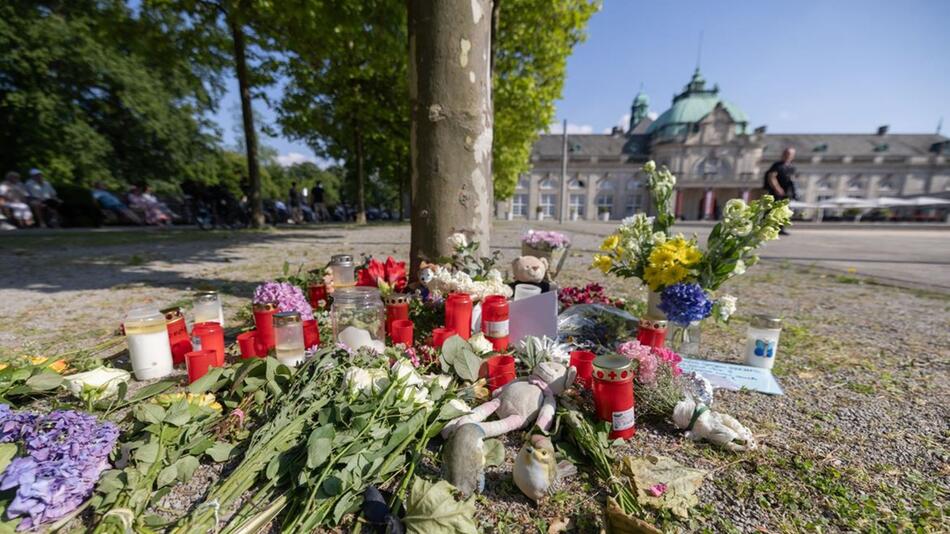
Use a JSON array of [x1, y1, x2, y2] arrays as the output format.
[[194, 290, 219, 302], [639, 316, 667, 329], [160, 306, 184, 322], [329, 254, 354, 267], [253, 301, 278, 312], [751, 314, 782, 329], [383, 293, 411, 306], [592, 354, 632, 382], [124, 307, 164, 327], [274, 311, 302, 326]]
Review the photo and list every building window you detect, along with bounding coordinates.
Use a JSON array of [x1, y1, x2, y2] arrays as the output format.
[[625, 194, 642, 216], [539, 177, 557, 190], [878, 175, 896, 192], [511, 194, 528, 217], [516, 175, 531, 190], [847, 176, 866, 191], [540, 194, 557, 217], [626, 178, 641, 190], [818, 176, 834, 191], [569, 194, 586, 217], [568, 177, 585, 190], [598, 178, 614, 191], [596, 193, 613, 212]]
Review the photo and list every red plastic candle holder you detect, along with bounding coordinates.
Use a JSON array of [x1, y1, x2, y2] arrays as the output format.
[[479, 354, 516, 391], [303, 319, 320, 349], [431, 327, 457, 349], [185, 349, 217, 383], [592, 354, 636, 440], [192, 322, 225, 367], [569, 350, 596, 389], [385, 302, 410, 338], [308, 284, 329, 310], [481, 295, 510, 351], [237, 330, 258, 359], [162, 307, 192, 365], [636, 317, 668, 349], [444, 293, 473, 339], [253, 303, 278, 351], [391, 319, 414, 346]]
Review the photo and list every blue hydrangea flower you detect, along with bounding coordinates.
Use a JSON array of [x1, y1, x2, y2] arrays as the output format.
[[658, 282, 713, 326]]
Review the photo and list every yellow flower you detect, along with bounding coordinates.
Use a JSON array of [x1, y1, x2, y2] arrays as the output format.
[[592, 254, 613, 273], [600, 234, 620, 251], [154, 392, 222, 412], [643, 237, 701, 290], [29, 356, 68, 374]]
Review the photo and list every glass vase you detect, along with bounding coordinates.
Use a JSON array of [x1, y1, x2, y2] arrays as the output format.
[[668, 320, 702, 357], [646, 290, 666, 319]]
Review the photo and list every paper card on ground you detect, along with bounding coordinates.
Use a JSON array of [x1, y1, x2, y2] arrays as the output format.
[[509, 290, 558, 345], [679, 358, 784, 395]]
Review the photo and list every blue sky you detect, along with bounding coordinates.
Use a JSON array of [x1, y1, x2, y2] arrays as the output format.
[[214, 0, 950, 164]]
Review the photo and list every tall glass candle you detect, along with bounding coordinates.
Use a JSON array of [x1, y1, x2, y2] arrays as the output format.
[[744, 315, 782, 369], [192, 322, 225, 366], [329, 254, 356, 288], [384, 294, 410, 339], [274, 311, 305, 367], [124, 308, 173, 380], [636, 317, 668, 349], [193, 291, 224, 326]]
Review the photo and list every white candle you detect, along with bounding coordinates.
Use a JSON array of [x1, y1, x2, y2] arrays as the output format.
[[124, 308, 173, 380]]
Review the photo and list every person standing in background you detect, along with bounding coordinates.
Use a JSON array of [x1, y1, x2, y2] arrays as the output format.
[[288, 182, 302, 223], [0, 172, 34, 227], [764, 147, 797, 235], [311, 181, 329, 222]]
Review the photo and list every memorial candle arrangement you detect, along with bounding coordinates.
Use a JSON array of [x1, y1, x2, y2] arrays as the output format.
[[444, 292, 472, 339], [192, 322, 225, 366], [592, 353, 636, 440], [162, 306, 192, 365], [274, 311, 305, 366], [124, 307, 173, 380], [481, 294, 510, 351], [193, 290, 224, 326], [636, 317, 668, 349]]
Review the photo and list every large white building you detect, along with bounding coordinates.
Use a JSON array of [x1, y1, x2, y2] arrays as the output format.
[[497, 69, 950, 221]]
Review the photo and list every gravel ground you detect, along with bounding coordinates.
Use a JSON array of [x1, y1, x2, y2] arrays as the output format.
[[0, 222, 947, 532]]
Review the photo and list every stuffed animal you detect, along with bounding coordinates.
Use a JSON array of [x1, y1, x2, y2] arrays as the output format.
[[441, 423, 486, 498], [510, 256, 551, 293], [513, 434, 576, 503], [672, 395, 757, 452], [441, 361, 576, 439]]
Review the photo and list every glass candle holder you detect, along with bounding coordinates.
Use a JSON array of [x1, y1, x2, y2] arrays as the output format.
[[331, 287, 385, 350], [481, 295, 510, 351], [391, 319, 414, 346], [569, 350, 596, 389], [274, 311, 305, 367], [124, 307, 174, 380], [431, 327, 457, 349], [744, 314, 783, 369], [185, 349, 217, 384], [636, 316, 668, 349], [191, 322, 225, 367], [161, 306, 192, 365], [329, 254, 356, 287], [193, 291, 224, 326], [592, 353, 636, 440]]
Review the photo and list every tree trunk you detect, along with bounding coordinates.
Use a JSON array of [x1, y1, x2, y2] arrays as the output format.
[[408, 0, 493, 280], [353, 122, 367, 225], [229, 12, 264, 228]]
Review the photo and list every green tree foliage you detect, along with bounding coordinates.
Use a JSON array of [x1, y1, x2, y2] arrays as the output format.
[[0, 0, 225, 189], [272, 0, 408, 224], [492, 0, 599, 200]]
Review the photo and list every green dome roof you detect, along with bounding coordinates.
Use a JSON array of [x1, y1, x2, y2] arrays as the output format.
[[647, 69, 748, 140]]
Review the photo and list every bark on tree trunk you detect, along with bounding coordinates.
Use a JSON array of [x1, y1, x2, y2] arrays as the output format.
[[229, 13, 264, 228], [354, 122, 367, 225], [408, 0, 493, 280]]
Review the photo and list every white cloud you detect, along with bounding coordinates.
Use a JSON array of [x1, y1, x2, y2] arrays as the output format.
[[276, 152, 317, 167], [546, 122, 594, 134], [777, 110, 795, 121], [647, 111, 658, 120], [617, 113, 631, 129]]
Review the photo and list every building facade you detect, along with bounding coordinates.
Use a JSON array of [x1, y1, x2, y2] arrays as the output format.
[[497, 69, 950, 221]]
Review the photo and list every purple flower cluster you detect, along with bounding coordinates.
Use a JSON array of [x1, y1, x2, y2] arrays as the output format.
[[0, 405, 119, 530], [253, 281, 314, 321], [522, 230, 570, 250], [658, 282, 713, 326]]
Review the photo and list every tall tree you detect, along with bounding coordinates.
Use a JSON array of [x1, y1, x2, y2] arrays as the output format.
[[492, 0, 598, 199], [148, 0, 275, 227], [274, 0, 408, 225], [408, 0, 493, 276]]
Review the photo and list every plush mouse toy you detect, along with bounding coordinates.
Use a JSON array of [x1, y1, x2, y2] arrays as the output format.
[[510, 256, 551, 293], [441, 361, 576, 439]]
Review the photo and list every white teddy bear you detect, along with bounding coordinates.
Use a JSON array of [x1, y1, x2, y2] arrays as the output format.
[[672, 395, 757, 452]]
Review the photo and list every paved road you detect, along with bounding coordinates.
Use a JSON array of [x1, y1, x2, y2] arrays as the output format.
[[500, 221, 950, 292]]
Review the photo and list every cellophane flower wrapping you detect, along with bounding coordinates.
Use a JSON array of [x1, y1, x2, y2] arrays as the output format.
[[522, 230, 570, 250], [0, 405, 119, 530], [253, 281, 314, 321]]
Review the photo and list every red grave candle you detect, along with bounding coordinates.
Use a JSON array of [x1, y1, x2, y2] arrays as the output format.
[[391, 319, 414, 346], [253, 302, 278, 352], [592, 353, 636, 440], [636, 317, 668, 349], [308, 284, 329, 311], [481, 295, 510, 351], [237, 330, 258, 359], [162, 307, 192, 365], [431, 327, 456, 349], [384, 295, 410, 339], [192, 322, 225, 367], [302, 319, 320, 350], [569, 350, 596, 389], [479, 354, 516, 391], [185, 349, 217, 383], [444, 293, 473, 339]]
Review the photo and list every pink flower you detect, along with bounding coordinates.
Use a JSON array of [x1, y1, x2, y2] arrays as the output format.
[[647, 483, 667, 497], [653, 347, 683, 376], [617, 340, 658, 383]]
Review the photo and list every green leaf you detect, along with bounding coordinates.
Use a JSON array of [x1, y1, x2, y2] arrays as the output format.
[[483, 439, 505, 467], [441, 336, 467, 366], [135, 403, 166, 425], [134, 442, 160, 464], [0, 444, 18, 474], [188, 436, 214, 456], [404, 478, 477, 534], [265, 454, 281, 481], [322, 476, 343, 496], [25, 371, 62, 391], [174, 455, 200, 482], [306, 425, 335, 469], [332, 491, 360, 525], [455, 350, 482, 382], [187, 368, 225, 394], [163, 402, 192, 427], [128, 380, 176, 403], [157, 464, 178, 488], [205, 441, 234, 463]]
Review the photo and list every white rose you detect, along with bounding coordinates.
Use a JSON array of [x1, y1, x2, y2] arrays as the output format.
[[447, 232, 468, 250], [723, 199, 748, 219], [731, 260, 747, 277], [468, 333, 494, 355], [730, 220, 753, 237], [643, 160, 656, 173], [425, 374, 453, 390], [345, 367, 373, 395], [391, 359, 424, 386], [438, 398, 473, 420], [717, 295, 737, 321]]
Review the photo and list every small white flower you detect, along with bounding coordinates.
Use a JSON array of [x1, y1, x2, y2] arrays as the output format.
[[731, 260, 747, 277], [717, 295, 737, 322], [425, 374, 453, 390], [391, 359, 424, 386], [468, 333, 494, 355], [447, 232, 469, 250], [643, 160, 656, 173]]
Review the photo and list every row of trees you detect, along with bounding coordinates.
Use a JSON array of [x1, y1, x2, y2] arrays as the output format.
[[1, 0, 596, 226]]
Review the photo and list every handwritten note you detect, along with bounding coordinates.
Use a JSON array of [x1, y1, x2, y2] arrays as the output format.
[[679, 358, 784, 395]]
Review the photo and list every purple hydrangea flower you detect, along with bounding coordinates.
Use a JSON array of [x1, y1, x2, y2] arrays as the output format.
[[253, 281, 314, 321], [658, 282, 713, 326], [0, 406, 119, 530]]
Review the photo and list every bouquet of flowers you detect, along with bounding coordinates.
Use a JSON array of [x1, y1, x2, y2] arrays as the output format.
[[253, 281, 314, 321], [616, 340, 684, 419], [558, 283, 623, 310], [522, 229, 570, 251], [420, 233, 512, 301], [593, 161, 791, 330], [357, 256, 408, 295]]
